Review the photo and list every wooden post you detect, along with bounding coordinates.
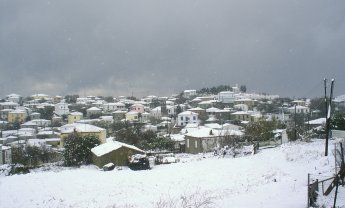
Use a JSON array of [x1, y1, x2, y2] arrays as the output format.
[[333, 176, 339, 208]]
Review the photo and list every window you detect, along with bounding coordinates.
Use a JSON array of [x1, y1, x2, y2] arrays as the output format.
[[186, 139, 189, 148], [193, 116, 196, 120], [195, 141, 198, 148], [181, 116, 183, 121]]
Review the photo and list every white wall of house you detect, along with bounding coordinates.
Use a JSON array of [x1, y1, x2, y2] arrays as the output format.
[[150, 106, 162, 119], [218, 91, 235, 104], [177, 111, 199, 126], [288, 106, 310, 114], [183, 90, 197, 98], [54, 102, 70, 116]]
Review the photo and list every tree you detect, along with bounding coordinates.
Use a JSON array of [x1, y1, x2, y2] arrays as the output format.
[[331, 113, 345, 130], [245, 120, 280, 142], [63, 132, 100, 166], [37, 106, 54, 120], [137, 130, 175, 151], [104, 96, 114, 103], [65, 95, 79, 104], [240, 85, 247, 93]]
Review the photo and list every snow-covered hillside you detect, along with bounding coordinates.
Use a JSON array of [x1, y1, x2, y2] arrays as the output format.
[[0, 139, 344, 208]]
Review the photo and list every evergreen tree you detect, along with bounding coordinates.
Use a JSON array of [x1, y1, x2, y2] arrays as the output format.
[[331, 113, 345, 130], [63, 132, 100, 166]]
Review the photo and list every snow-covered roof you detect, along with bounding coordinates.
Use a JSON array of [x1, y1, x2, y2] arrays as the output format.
[[87, 107, 102, 111], [169, 134, 185, 142], [37, 130, 60, 136], [185, 123, 199, 128], [0, 101, 19, 106], [206, 117, 218, 122], [91, 140, 144, 157], [126, 111, 138, 115], [191, 98, 202, 102], [60, 123, 105, 134], [222, 123, 242, 131], [21, 121, 38, 126], [198, 100, 215, 105], [185, 126, 244, 138], [31, 93, 49, 97], [288, 106, 309, 110], [178, 111, 198, 116], [205, 123, 222, 129], [70, 112, 83, 116], [7, 93, 21, 98], [185, 127, 218, 138], [232, 111, 249, 115], [1, 145, 11, 151], [100, 116, 113, 121], [306, 118, 326, 125], [188, 107, 205, 111], [0, 109, 14, 112], [27, 139, 46, 146], [9, 109, 26, 114], [206, 107, 220, 112], [44, 138, 61, 142], [161, 117, 171, 121]]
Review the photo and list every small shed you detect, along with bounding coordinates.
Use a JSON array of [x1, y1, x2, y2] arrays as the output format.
[[91, 141, 145, 167]]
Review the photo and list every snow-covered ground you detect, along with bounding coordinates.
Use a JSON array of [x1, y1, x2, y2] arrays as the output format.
[[0, 139, 344, 208]]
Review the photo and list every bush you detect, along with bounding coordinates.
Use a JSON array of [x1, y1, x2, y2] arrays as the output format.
[[63, 133, 100, 166], [11, 145, 56, 168]]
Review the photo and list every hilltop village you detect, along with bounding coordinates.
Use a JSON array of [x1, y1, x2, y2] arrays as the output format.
[[0, 85, 345, 169]]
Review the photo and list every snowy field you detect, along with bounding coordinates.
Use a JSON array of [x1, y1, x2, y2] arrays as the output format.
[[1, 139, 344, 208]]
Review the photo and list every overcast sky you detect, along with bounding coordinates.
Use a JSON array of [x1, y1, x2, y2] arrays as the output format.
[[1, 0, 344, 98]]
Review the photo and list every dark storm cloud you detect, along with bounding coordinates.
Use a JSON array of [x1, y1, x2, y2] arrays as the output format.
[[1, 0, 345, 98]]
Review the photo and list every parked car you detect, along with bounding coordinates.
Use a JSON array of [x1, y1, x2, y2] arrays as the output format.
[[128, 154, 150, 171]]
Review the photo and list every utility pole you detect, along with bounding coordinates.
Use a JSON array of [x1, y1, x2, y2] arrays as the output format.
[[325, 78, 335, 156], [294, 104, 297, 140]]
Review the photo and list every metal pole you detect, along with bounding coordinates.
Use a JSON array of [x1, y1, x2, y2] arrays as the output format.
[[325, 79, 335, 156], [324, 78, 329, 156], [294, 104, 297, 140]]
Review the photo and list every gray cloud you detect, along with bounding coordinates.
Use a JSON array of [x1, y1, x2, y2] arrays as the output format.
[[1, 0, 345, 98]]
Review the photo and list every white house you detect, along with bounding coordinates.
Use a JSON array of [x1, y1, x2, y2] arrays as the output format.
[[6, 94, 21, 103], [54, 102, 70, 116], [103, 102, 126, 113], [206, 107, 220, 116], [0, 101, 19, 110], [183, 90, 197, 98], [218, 91, 236, 104], [288, 106, 310, 114], [177, 111, 199, 127], [166, 105, 175, 117], [150, 106, 162, 119], [87, 107, 102, 118]]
